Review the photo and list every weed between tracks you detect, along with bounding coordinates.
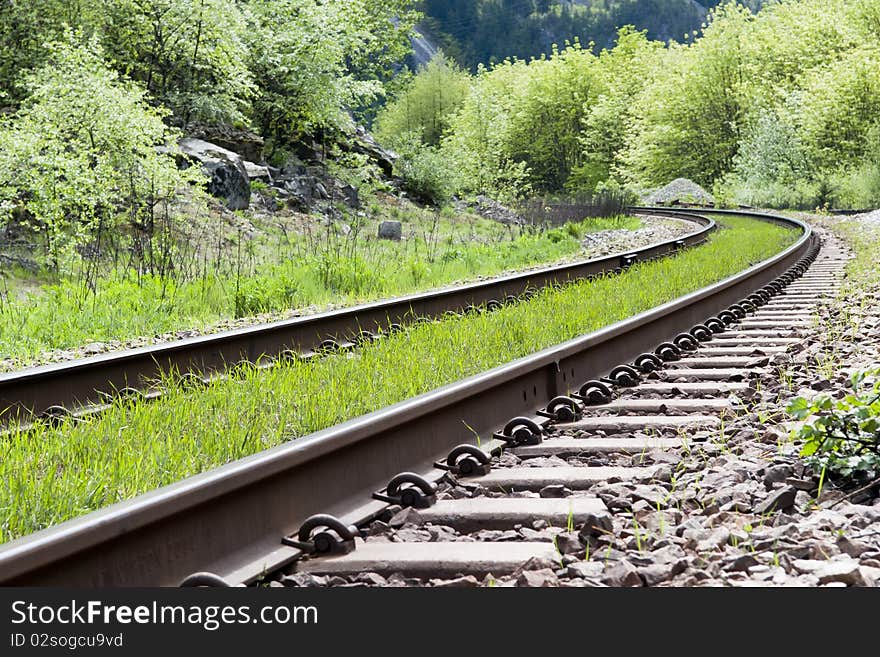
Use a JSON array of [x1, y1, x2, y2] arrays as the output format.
[[0, 216, 796, 543]]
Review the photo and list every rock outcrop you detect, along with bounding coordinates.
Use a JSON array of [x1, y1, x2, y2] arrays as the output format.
[[179, 138, 252, 210]]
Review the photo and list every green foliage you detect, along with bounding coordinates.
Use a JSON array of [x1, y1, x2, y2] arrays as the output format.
[[0, 32, 204, 273], [833, 161, 880, 209], [797, 46, 880, 170], [734, 110, 808, 188], [409, 0, 880, 207], [247, 0, 418, 145], [99, 0, 254, 126], [787, 370, 880, 484], [390, 132, 457, 203], [0, 0, 419, 139], [233, 272, 299, 318], [622, 3, 754, 188], [374, 53, 470, 146], [574, 28, 663, 192], [503, 42, 598, 190], [0, 0, 99, 103], [440, 60, 533, 200], [421, 0, 724, 69]]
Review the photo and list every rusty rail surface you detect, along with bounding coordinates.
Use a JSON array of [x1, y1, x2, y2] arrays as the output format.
[[0, 208, 712, 425], [0, 209, 814, 586]]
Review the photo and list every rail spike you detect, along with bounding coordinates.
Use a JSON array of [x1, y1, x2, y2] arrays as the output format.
[[574, 380, 613, 405], [444, 444, 491, 476], [179, 572, 233, 587], [283, 514, 357, 556], [375, 472, 438, 509], [690, 324, 713, 342], [728, 304, 747, 319], [673, 332, 699, 351], [543, 395, 582, 422], [608, 364, 640, 387], [40, 405, 76, 427], [633, 352, 663, 373], [717, 310, 736, 326], [655, 342, 682, 361], [497, 416, 543, 446]]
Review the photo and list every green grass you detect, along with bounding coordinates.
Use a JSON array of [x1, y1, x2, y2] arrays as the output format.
[[0, 214, 640, 366], [0, 215, 797, 543]]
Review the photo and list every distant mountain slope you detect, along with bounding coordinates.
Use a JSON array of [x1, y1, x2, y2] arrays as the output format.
[[418, 0, 767, 68]]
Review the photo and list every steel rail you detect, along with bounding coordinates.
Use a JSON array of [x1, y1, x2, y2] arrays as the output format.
[[0, 209, 814, 586], [0, 209, 712, 425]]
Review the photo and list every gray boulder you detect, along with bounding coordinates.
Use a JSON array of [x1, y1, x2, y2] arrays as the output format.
[[187, 125, 265, 163], [378, 221, 402, 241], [351, 126, 397, 177], [243, 160, 270, 182], [642, 178, 715, 207], [179, 138, 251, 210]]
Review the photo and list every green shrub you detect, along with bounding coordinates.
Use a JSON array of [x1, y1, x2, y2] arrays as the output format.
[[787, 370, 880, 486], [389, 132, 456, 204], [0, 31, 204, 273], [374, 52, 470, 146]]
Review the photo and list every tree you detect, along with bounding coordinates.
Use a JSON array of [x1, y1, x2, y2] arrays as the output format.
[[0, 32, 203, 273], [620, 3, 754, 188], [374, 52, 471, 146], [98, 0, 254, 127], [573, 27, 662, 191], [247, 0, 419, 149], [796, 46, 880, 170], [441, 60, 533, 199], [0, 0, 96, 103]]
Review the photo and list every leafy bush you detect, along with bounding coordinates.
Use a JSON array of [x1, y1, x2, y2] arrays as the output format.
[[733, 109, 808, 189], [0, 32, 204, 273], [716, 174, 830, 211], [388, 131, 456, 203], [832, 163, 880, 209], [787, 370, 880, 485], [374, 52, 470, 147]]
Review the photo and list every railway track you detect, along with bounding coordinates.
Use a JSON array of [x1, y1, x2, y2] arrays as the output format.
[[0, 208, 833, 586], [0, 208, 712, 427]]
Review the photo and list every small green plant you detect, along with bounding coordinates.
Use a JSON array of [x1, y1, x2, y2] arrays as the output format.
[[787, 369, 880, 485], [462, 420, 482, 448], [552, 535, 565, 568], [656, 502, 667, 536]]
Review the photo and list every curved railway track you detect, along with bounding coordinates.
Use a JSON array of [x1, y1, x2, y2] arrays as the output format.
[[0, 208, 712, 427], [0, 208, 836, 586]]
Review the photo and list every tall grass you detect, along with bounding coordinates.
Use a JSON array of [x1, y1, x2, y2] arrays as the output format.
[[0, 214, 639, 366], [0, 216, 797, 542]]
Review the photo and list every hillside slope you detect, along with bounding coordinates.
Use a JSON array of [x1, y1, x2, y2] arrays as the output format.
[[419, 0, 767, 67]]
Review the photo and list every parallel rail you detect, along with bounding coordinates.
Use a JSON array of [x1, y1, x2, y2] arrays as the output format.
[[0, 208, 712, 424], [0, 209, 814, 586]]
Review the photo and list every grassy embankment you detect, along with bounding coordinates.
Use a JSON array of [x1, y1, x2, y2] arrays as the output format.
[[0, 215, 798, 542], [0, 211, 639, 367]]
